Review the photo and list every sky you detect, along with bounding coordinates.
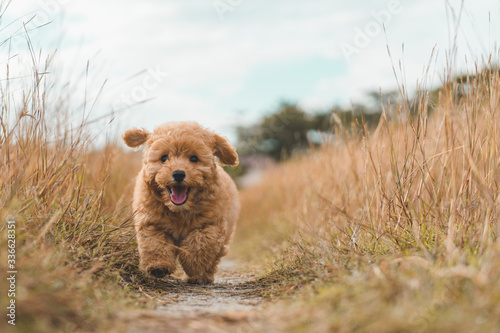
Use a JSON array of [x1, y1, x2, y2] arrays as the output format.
[[1, 0, 500, 143]]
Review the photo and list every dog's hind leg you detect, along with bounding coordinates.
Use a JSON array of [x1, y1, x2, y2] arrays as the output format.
[[178, 225, 227, 284], [136, 224, 178, 278]]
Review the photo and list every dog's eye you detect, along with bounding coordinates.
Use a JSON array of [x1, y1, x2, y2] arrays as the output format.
[[161, 155, 168, 163], [190, 156, 198, 163]]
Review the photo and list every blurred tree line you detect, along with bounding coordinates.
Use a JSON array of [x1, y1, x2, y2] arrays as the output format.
[[236, 97, 386, 161], [236, 67, 499, 161]]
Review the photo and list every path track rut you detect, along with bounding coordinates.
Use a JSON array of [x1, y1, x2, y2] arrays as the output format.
[[123, 259, 269, 333]]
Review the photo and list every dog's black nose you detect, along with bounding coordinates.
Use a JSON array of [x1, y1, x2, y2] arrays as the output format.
[[172, 170, 186, 183]]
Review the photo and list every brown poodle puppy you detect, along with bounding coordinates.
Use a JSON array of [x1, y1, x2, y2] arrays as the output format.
[[122, 122, 240, 284]]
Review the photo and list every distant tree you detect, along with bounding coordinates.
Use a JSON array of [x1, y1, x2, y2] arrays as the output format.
[[237, 101, 385, 161], [236, 67, 499, 161], [237, 102, 319, 160], [428, 67, 500, 109]]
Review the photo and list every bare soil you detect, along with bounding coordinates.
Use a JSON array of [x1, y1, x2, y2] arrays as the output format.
[[120, 259, 270, 333]]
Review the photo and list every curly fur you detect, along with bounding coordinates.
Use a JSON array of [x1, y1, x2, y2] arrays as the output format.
[[122, 122, 240, 284]]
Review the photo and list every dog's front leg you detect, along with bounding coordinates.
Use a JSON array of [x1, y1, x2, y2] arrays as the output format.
[[179, 225, 227, 284], [136, 223, 178, 278]]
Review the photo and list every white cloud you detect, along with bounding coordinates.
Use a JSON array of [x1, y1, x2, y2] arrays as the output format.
[[1, 0, 500, 145]]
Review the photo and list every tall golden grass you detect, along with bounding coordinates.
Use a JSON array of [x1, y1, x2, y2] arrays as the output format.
[[0, 48, 143, 332], [235, 65, 500, 331], [1, 13, 500, 333]]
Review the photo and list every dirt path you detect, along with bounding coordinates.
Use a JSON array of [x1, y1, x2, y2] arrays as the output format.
[[123, 259, 268, 333]]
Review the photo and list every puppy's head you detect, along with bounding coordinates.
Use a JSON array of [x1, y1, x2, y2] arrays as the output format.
[[123, 122, 238, 211]]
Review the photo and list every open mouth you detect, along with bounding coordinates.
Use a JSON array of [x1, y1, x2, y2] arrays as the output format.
[[167, 186, 190, 206]]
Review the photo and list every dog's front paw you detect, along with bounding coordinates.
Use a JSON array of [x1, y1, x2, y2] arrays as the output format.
[[147, 267, 172, 278], [186, 275, 214, 285]]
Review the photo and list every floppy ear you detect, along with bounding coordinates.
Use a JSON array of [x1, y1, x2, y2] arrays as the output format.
[[213, 134, 239, 166], [122, 128, 150, 148]]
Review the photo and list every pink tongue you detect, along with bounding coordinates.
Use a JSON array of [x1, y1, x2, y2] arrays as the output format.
[[171, 187, 187, 204]]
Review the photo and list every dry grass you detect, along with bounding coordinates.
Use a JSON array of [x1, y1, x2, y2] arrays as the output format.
[[235, 65, 500, 332], [2, 9, 500, 332], [0, 45, 148, 332]]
